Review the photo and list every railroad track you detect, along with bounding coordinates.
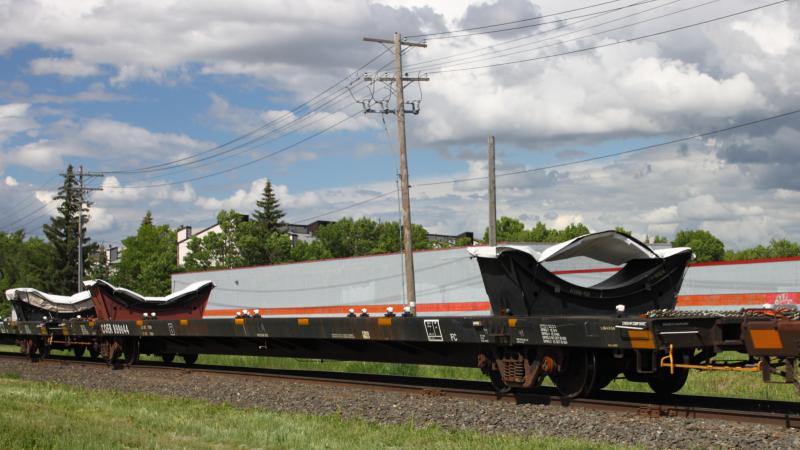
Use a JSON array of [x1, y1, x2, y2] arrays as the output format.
[[1, 351, 797, 428]]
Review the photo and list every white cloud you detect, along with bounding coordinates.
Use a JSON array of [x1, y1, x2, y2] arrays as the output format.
[[86, 206, 115, 232], [30, 57, 101, 77], [4, 176, 18, 186], [732, 13, 797, 56], [0, 103, 38, 144]]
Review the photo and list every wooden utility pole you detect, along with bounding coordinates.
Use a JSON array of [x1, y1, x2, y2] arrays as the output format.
[[363, 33, 427, 314], [76, 166, 103, 291], [488, 136, 497, 246]]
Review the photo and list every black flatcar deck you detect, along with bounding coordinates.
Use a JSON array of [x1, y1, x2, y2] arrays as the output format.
[[2, 312, 797, 397]]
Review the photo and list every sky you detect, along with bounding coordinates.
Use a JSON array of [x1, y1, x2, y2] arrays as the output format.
[[0, 0, 798, 250]]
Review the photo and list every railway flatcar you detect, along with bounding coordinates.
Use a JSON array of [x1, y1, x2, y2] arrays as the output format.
[[1, 231, 797, 399]]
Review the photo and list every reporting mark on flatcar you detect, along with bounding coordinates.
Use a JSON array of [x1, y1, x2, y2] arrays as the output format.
[[424, 319, 443, 341], [100, 323, 130, 335]]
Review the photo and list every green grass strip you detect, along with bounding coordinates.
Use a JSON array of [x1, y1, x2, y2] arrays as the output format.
[[0, 374, 619, 450]]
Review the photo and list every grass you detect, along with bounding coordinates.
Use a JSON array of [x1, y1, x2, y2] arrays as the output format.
[[0, 374, 620, 450], [2, 345, 797, 402]]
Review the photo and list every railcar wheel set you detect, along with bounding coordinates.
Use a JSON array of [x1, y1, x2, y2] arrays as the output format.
[[1, 231, 798, 398]]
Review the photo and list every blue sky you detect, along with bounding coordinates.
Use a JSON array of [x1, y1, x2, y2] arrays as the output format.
[[1, 0, 798, 249]]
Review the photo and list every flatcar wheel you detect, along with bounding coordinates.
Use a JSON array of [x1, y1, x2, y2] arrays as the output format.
[[100, 338, 122, 366], [73, 346, 86, 359], [88, 347, 100, 359], [589, 355, 619, 393], [550, 350, 597, 399], [647, 352, 689, 396], [488, 369, 512, 394], [181, 354, 198, 366], [121, 339, 140, 367], [22, 338, 39, 361], [161, 353, 176, 363]]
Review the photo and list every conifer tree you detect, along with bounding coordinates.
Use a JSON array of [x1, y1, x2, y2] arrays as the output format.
[[252, 180, 285, 232], [42, 165, 95, 294], [141, 210, 154, 227]]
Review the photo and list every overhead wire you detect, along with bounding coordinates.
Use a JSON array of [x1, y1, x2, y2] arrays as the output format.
[[414, 108, 800, 188], [105, 110, 363, 189], [407, 0, 630, 38], [404, 0, 683, 72], [419, 0, 663, 40], [103, 48, 392, 175], [423, 1, 786, 74], [282, 107, 800, 224]]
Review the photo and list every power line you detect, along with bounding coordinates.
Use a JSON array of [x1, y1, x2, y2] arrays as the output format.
[[102, 49, 392, 175], [421, 0, 663, 40], [104, 110, 362, 190], [283, 107, 800, 224], [415, 108, 800, 188], [407, 0, 630, 38], [405, 0, 685, 72], [287, 190, 396, 224], [126, 85, 370, 183], [426, 1, 786, 74]]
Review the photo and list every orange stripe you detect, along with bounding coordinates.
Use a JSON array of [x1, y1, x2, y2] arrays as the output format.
[[677, 292, 800, 307]]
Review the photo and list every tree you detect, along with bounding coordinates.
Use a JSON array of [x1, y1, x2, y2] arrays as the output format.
[[42, 165, 96, 294], [614, 226, 632, 236], [111, 212, 177, 296], [183, 210, 293, 270], [724, 239, 800, 261], [290, 239, 333, 261], [252, 180, 285, 233], [0, 231, 54, 317], [314, 217, 430, 258], [184, 210, 245, 270], [672, 229, 725, 262], [653, 235, 668, 244], [141, 210, 154, 227], [483, 217, 591, 243]]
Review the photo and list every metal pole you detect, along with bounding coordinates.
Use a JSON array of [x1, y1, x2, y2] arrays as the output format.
[[394, 31, 417, 313], [488, 136, 497, 246], [77, 165, 84, 292]]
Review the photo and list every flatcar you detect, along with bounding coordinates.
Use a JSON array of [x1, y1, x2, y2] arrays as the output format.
[[1, 231, 797, 398]]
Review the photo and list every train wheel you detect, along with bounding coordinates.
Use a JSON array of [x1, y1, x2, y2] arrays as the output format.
[[22, 338, 39, 361], [181, 354, 198, 366], [88, 346, 100, 359], [550, 349, 597, 398], [647, 352, 689, 396], [73, 346, 86, 359], [588, 354, 620, 394], [488, 369, 512, 394], [100, 338, 122, 366], [161, 353, 175, 363], [121, 339, 140, 367]]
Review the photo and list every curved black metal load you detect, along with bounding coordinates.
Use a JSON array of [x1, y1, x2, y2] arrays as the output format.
[[469, 231, 693, 316], [4, 288, 95, 321]]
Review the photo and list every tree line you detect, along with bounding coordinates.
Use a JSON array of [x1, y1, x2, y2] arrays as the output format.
[[2, 168, 800, 318]]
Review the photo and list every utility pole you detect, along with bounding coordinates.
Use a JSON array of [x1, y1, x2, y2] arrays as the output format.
[[488, 136, 497, 246], [362, 33, 427, 314], [76, 166, 103, 291]]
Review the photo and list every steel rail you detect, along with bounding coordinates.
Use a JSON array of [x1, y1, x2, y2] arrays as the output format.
[[1, 351, 797, 428]]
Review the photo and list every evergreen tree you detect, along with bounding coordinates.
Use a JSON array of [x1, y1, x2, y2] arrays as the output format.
[[42, 165, 95, 294], [252, 180, 285, 232], [141, 210, 154, 227]]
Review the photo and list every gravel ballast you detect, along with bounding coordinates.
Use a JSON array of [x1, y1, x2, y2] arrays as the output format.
[[0, 358, 797, 449]]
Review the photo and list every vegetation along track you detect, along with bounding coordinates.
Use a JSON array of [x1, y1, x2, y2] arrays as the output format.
[[1, 351, 797, 428]]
